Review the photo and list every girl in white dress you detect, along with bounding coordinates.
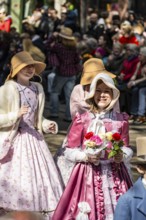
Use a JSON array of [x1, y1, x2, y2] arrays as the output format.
[[0, 51, 63, 219]]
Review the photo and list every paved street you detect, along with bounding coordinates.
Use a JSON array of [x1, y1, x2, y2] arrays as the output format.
[[44, 100, 146, 181]]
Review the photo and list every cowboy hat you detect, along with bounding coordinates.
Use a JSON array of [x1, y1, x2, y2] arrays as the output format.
[[7, 51, 46, 80], [58, 27, 75, 40], [130, 137, 146, 164], [80, 58, 116, 85]]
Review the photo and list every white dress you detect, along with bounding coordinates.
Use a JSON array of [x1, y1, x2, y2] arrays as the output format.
[[0, 83, 63, 219]]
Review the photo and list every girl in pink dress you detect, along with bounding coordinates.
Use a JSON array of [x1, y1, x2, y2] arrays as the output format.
[[53, 73, 133, 220], [0, 51, 63, 219]]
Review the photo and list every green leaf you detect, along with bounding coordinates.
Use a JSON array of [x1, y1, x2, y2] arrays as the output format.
[[114, 144, 120, 151], [108, 150, 117, 158]]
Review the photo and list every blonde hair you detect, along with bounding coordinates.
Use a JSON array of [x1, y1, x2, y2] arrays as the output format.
[[89, 100, 99, 113]]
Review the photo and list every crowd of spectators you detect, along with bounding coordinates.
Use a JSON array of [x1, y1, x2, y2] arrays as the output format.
[[0, 2, 146, 123]]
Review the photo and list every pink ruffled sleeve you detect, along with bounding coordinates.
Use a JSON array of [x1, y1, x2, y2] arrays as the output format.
[[67, 113, 84, 148]]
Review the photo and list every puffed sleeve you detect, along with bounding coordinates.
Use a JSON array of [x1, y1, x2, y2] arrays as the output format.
[[0, 83, 19, 128], [64, 113, 88, 163], [70, 85, 89, 119], [67, 113, 85, 148]]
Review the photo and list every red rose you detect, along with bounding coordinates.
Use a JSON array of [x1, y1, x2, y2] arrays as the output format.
[[112, 133, 121, 141], [85, 132, 94, 139]]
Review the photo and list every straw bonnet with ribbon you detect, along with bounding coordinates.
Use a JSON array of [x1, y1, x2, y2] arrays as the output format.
[[80, 58, 116, 86], [7, 51, 46, 80], [130, 137, 146, 164], [58, 27, 75, 40]]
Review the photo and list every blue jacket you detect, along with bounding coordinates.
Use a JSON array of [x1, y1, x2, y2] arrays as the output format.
[[114, 177, 146, 220]]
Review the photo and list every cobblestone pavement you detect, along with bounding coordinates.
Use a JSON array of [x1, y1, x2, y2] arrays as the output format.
[[44, 100, 146, 181]]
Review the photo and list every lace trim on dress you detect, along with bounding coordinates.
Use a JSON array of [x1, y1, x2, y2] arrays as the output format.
[[93, 164, 105, 220]]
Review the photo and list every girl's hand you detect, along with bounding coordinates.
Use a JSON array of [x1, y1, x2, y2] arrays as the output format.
[[114, 151, 123, 163], [87, 151, 102, 164], [47, 122, 57, 134], [18, 105, 29, 118]]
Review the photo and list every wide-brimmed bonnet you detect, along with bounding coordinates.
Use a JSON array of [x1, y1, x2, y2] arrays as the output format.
[[7, 51, 46, 80], [59, 27, 75, 40], [80, 58, 116, 86], [130, 137, 146, 164], [86, 73, 120, 112]]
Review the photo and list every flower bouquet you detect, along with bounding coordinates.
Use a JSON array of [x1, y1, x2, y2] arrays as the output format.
[[84, 132, 105, 165], [105, 131, 124, 159]]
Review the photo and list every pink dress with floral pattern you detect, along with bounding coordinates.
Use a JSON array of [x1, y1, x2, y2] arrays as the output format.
[[0, 83, 63, 219], [53, 112, 133, 220]]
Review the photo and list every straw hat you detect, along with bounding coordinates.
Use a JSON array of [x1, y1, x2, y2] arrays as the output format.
[[59, 27, 75, 40], [130, 137, 146, 164], [7, 51, 46, 80], [80, 58, 116, 85]]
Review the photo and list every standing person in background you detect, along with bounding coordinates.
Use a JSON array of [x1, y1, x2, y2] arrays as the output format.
[[53, 73, 133, 220], [106, 42, 125, 76], [0, 51, 63, 219], [86, 12, 99, 39], [127, 46, 146, 123], [117, 43, 139, 113], [95, 34, 111, 65], [46, 26, 81, 122], [114, 137, 146, 220]]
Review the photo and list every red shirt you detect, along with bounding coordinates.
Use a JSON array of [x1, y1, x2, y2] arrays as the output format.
[[119, 35, 139, 45], [121, 56, 140, 81]]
